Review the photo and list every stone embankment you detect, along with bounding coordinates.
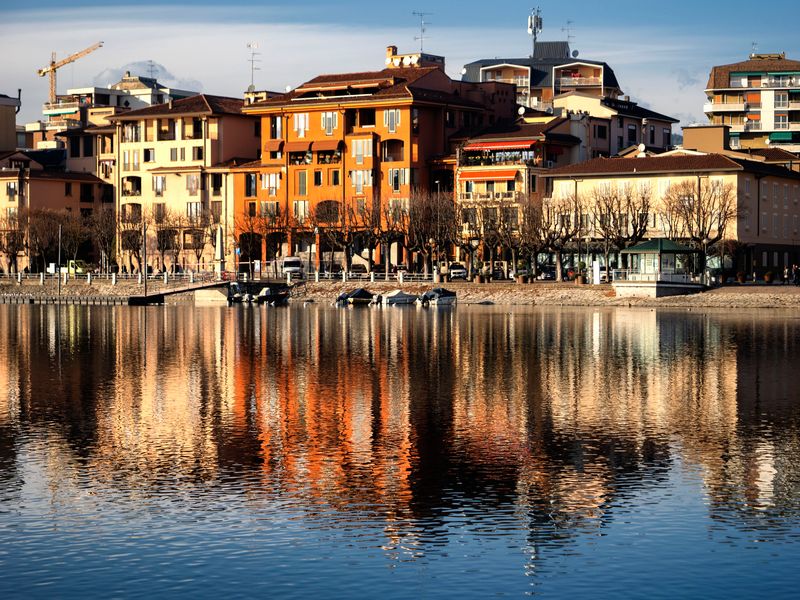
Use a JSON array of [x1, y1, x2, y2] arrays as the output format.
[[294, 280, 800, 309]]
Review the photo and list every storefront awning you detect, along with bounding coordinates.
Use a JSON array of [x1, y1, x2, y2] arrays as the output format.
[[284, 141, 311, 153], [311, 140, 342, 152], [770, 131, 793, 141], [463, 140, 537, 151], [459, 169, 518, 182]]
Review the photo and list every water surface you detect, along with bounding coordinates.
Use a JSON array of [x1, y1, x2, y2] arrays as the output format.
[[0, 304, 798, 598]]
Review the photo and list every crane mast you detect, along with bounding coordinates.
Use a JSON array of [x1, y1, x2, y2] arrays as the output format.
[[37, 41, 104, 104]]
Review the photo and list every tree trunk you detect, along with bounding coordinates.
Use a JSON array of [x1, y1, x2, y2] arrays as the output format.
[[555, 249, 564, 282]]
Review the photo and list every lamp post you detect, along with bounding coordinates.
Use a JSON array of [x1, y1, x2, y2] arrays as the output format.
[[435, 180, 441, 269], [470, 238, 480, 280]]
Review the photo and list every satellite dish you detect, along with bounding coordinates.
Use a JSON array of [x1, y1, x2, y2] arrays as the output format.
[[765, 139, 771, 145], [638, 143, 646, 152], [461, 67, 467, 75], [518, 106, 526, 115], [572, 50, 579, 58], [285, 85, 291, 92]]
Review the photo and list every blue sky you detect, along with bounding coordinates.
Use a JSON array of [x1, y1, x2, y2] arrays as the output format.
[[2, 0, 798, 127]]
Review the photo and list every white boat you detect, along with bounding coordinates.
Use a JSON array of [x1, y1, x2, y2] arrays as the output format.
[[417, 288, 457, 306], [382, 289, 419, 306]]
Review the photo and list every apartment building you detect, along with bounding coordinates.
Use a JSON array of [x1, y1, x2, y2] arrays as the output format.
[[544, 151, 800, 275], [0, 92, 20, 153], [239, 45, 517, 270], [461, 41, 622, 111], [109, 94, 259, 272], [705, 53, 800, 153], [0, 149, 106, 271]]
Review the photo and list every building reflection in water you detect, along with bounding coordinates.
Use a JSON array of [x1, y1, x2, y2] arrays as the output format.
[[0, 304, 799, 562]]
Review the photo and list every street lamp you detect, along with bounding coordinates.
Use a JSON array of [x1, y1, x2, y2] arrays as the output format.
[[435, 180, 441, 269], [470, 237, 480, 280]]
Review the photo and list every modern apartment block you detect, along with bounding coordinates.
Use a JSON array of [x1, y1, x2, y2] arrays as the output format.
[[705, 53, 800, 153], [461, 41, 622, 112], [239, 45, 518, 269], [109, 95, 260, 272]]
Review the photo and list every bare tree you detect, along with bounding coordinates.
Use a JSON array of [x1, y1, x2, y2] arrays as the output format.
[[378, 197, 408, 279], [495, 197, 524, 279], [405, 189, 446, 276], [517, 194, 545, 278], [590, 182, 652, 271], [89, 207, 116, 273], [663, 179, 737, 265], [257, 201, 288, 278], [59, 211, 87, 265], [234, 207, 262, 278], [452, 202, 481, 279], [118, 207, 143, 273], [0, 209, 26, 273], [308, 200, 360, 273], [540, 194, 581, 282], [27, 208, 60, 272]]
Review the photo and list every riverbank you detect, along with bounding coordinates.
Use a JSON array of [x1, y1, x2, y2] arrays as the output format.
[[3, 278, 800, 309], [293, 280, 800, 309]]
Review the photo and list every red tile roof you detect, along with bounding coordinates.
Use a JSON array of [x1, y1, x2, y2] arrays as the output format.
[[745, 148, 799, 162], [110, 94, 245, 121], [545, 154, 743, 177]]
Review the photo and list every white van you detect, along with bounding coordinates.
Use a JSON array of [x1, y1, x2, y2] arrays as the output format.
[[281, 256, 304, 278]]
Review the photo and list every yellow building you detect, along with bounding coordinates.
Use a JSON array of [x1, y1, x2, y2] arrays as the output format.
[[109, 94, 259, 272]]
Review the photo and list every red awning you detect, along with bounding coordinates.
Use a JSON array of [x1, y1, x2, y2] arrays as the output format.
[[264, 140, 284, 152], [312, 140, 342, 152], [463, 140, 537, 151], [284, 141, 311, 153], [459, 169, 518, 182]]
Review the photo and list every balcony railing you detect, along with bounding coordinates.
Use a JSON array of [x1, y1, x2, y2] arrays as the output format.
[[557, 76, 602, 87], [703, 102, 745, 112], [729, 77, 800, 89], [485, 76, 530, 87], [43, 101, 80, 112], [613, 269, 694, 283]]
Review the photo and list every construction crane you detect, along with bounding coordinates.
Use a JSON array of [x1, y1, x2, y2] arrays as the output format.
[[37, 41, 104, 105]]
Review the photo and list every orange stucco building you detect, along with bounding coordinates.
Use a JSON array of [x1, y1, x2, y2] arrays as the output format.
[[237, 45, 518, 270]]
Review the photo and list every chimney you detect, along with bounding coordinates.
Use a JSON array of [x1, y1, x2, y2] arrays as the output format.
[[386, 45, 398, 61]]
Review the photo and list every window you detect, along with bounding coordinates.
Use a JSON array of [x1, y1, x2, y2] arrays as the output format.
[[211, 201, 222, 223], [211, 173, 222, 197], [359, 108, 376, 127], [411, 108, 419, 134], [245, 173, 257, 197], [649, 125, 655, 145], [153, 203, 166, 224], [314, 170, 322, 187], [80, 183, 93, 202], [297, 171, 307, 196], [465, 181, 474, 194], [261, 172, 280, 195], [627, 124, 637, 145], [192, 146, 204, 161], [388, 168, 408, 193], [7, 206, 17, 219], [384, 109, 401, 133], [260, 201, 279, 218], [248, 202, 257, 217], [762, 211, 768, 232], [192, 118, 203, 139], [270, 116, 282, 139], [330, 170, 340, 186], [153, 175, 166, 197], [594, 124, 607, 139], [122, 123, 141, 143], [351, 139, 372, 165], [773, 214, 779, 238], [351, 169, 373, 194], [785, 184, 790, 209], [321, 111, 338, 135], [776, 114, 788, 130], [254, 120, 261, 137], [293, 200, 309, 223], [293, 113, 309, 137], [6, 182, 17, 199], [65, 182, 72, 196], [122, 150, 130, 171], [744, 178, 751, 195], [617, 136, 624, 151], [132, 150, 139, 171], [186, 174, 200, 196], [776, 92, 789, 108], [446, 110, 455, 128], [180, 148, 186, 161], [144, 148, 155, 162], [663, 128, 671, 147], [186, 201, 202, 223], [170, 148, 178, 162]]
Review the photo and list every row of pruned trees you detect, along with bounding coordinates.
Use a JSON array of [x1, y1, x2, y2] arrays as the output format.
[[228, 179, 737, 281]]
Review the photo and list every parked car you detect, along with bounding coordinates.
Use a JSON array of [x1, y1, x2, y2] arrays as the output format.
[[60, 259, 91, 275], [599, 267, 613, 283], [281, 256, 304, 278], [447, 263, 468, 280], [536, 266, 556, 280]]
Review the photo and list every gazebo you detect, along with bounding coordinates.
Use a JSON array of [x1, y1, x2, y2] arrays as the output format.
[[613, 239, 705, 298]]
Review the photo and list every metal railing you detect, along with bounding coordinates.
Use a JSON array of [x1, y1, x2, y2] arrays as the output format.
[[557, 76, 602, 87], [612, 269, 694, 283]]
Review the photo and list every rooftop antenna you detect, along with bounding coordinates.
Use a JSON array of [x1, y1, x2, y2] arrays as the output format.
[[562, 20, 575, 46], [412, 11, 432, 53], [528, 7, 543, 58], [147, 60, 156, 79], [751, 41, 758, 57], [247, 42, 261, 90]]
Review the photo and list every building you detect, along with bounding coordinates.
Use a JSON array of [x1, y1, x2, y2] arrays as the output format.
[[109, 94, 260, 273], [25, 72, 197, 148], [553, 92, 678, 157], [0, 149, 108, 272], [0, 92, 21, 153], [544, 150, 800, 277], [239, 45, 518, 270], [704, 53, 800, 153], [461, 41, 621, 112]]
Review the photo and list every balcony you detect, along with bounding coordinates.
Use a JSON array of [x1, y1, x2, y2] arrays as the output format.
[[703, 102, 745, 112], [485, 76, 529, 87], [789, 101, 800, 110], [730, 121, 762, 132], [557, 76, 602, 87], [729, 77, 800, 89]]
